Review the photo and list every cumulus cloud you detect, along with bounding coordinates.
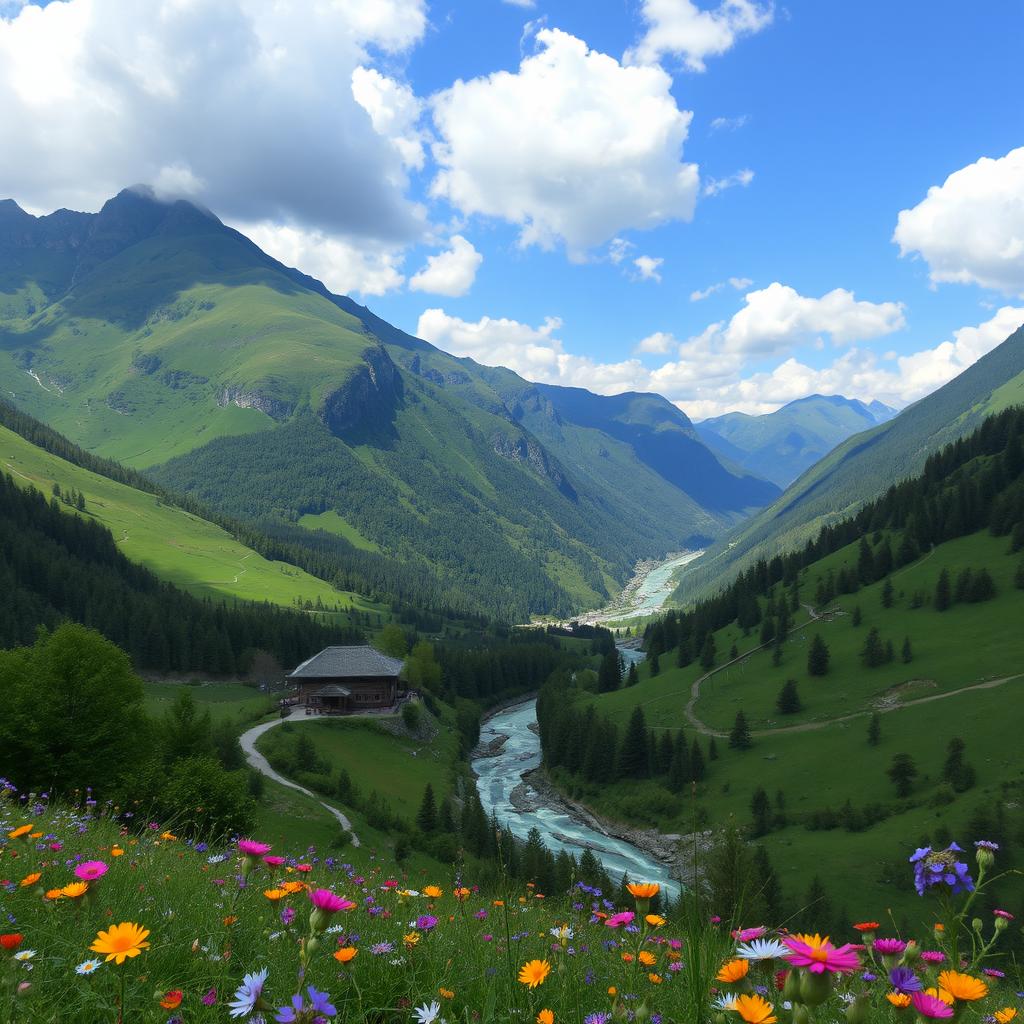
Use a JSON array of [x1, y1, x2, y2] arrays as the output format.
[[241, 222, 405, 297], [703, 168, 754, 197], [627, 0, 773, 72], [409, 235, 483, 296], [351, 66, 428, 171], [893, 147, 1024, 297], [635, 331, 678, 354], [633, 255, 664, 282], [0, 0, 427, 243], [690, 276, 750, 301], [429, 28, 699, 257]]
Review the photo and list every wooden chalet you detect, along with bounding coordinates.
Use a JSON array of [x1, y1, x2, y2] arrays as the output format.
[[286, 646, 405, 714]]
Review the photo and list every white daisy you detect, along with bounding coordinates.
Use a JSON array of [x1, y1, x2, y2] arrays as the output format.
[[13, 950, 36, 961], [76, 959, 102, 975], [712, 993, 737, 1010], [736, 937, 790, 960], [412, 1001, 441, 1024]]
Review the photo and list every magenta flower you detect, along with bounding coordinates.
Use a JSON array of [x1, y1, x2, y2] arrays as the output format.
[[910, 991, 954, 1018], [873, 938, 907, 956], [238, 840, 272, 857], [605, 912, 635, 929], [74, 861, 108, 882], [309, 889, 354, 913], [732, 926, 766, 942], [264, 855, 286, 867], [782, 935, 860, 974], [919, 951, 946, 964]]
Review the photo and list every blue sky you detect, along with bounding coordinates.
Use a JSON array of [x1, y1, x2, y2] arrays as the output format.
[[2, 0, 1023, 416]]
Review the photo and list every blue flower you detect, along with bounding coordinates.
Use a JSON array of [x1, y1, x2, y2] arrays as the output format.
[[229, 968, 269, 1019], [909, 843, 974, 896], [889, 966, 923, 993]]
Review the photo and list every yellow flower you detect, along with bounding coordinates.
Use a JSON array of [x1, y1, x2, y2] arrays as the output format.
[[645, 914, 666, 927], [438, 988, 454, 999], [537, 1011, 554, 1024], [607, 987, 617, 997], [638, 951, 657, 966], [518, 959, 551, 989], [937, 970, 988, 1001], [7, 825, 33, 839], [160, 832, 177, 842], [281, 881, 305, 894], [886, 992, 911, 1007], [110, 847, 125, 857], [19, 873, 41, 887], [924, 987, 955, 1006], [90, 922, 150, 965], [60, 882, 89, 899], [264, 889, 286, 901], [731, 993, 777, 1024], [648, 973, 662, 984], [995, 1009, 1018, 1023], [403, 932, 420, 949], [454, 887, 470, 900], [627, 882, 660, 900], [333, 947, 357, 963], [45, 888, 64, 900], [716, 958, 750, 983], [423, 885, 443, 899]]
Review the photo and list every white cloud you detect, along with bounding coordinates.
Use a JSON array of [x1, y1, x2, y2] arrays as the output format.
[[729, 276, 753, 290], [893, 147, 1024, 297], [607, 238, 635, 264], [502, 0, 536, 6], [690, 283, 723, 301], [635, 331, 677, 354], [633, 255, 664, 282], [627, 0, 773, 72], [429, 28, 699, 257], [708, 282, 906, 355], [351, 66, 428, 172], [0, 0, 427, 243], [409, 235, 483, 296], [703, 168, 754, 197], [241, 222, 405, 297], [709, 114, 749, 132]]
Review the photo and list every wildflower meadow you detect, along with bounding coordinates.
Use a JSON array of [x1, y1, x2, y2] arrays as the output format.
[[1, 785, 1022, 1023]]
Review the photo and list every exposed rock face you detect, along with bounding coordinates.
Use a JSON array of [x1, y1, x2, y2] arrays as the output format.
[[492, 431, 578, 501], [218, 387, 293, 421], [406, 352, 470, 387], [512, 386, 563, 426], [321, 344, 402, 436]]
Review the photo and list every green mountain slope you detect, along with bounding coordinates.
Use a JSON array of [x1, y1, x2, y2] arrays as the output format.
[[677, 323, 1024, 603], [1, 187, 778, 620], [696, 394, 897, 487]]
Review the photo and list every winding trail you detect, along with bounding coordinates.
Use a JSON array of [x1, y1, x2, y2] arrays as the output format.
[[239, 709, 361, 846]]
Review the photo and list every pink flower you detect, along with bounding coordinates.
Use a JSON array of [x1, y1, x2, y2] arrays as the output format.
[[873, 938, 907, 956], [919, 951, 946, 964], [202, 988, 217, 1007], [309, 888, 355, 913], [910, 991, 954, 1018], [732, 926, 767, 942], [238, 840, 272, 857], [993, 909, 1014, 920], [782, 935, 860, 975], [263, 855, 286, 867], [74, 860, 108, 881], [605, 912, 635, 929]]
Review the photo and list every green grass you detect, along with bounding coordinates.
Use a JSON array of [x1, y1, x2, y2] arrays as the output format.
[[298, 510, 381, 552], [0, 422, 381, 618], [141, 680, 274, 723]]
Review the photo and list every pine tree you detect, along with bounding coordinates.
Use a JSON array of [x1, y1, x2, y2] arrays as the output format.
[[861, 627, 886, 668], [700, 633, 717, 671], [759, 616, 775, 646], [881, 578, 894, 608], [942, 737, 976, 792], [655, 730, 674, 775], [667, 729, 689, 792], [887, 753, 918, 797], [648, 650, 660, 677], [705, 825, 761, 926], [689, 737, 706, 781], [935, 568, 951, 611], [729, 710, 752, 750], [901, 636, 913, 663], [676, 638, 692, 668], [750, 787, 772, 837], [771, 641, 783, 667], [416, 783, 438, 832], [616, 707, 650, 779], [969, 568, 996, 602], [807, 634, 830, 676], [598, 650, 623, 692], [852, 605, 862, 627], [884, 639, 894, 663], [776, 679, 802, 714], [626, 663, 639, 687], [857, 537, 875, 583], [867, 711, 881, 747]]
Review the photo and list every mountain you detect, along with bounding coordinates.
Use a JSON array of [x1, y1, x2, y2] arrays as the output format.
[[676, 321, 1024, 603], [695, 394, 898, 487], [0, 187, 779, 620]]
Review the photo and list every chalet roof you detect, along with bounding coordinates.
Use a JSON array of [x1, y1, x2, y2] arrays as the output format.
[[287, 646, 405, 680], [312, 683, 352, 698]]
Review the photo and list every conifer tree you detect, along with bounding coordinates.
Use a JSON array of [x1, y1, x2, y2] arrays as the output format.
[[729, 710, 752, 750], [887, 753, 918, 796], [689, 737, 705, 781], [416, 783, 438, 832], [626, 663, 639, 687], [776, 679, 802, 714], [807, 634, 830, 676], [597, 650, 623, 692], [1015, 560, 1024, 590], [861, 627, 886, 668], [667, 729, 689, 792], [852, 605, 862, 627], [867, 711, 881, 747], [729, 641, 738, 660], [857, 537, 875, 583], [700, 633, 716, 670], [881, 578, 894, 608], [935, 568, 951, 611], [616, 707, 650, 779], [676, 637, 692, 668], [750, 787, 771, 837], [656, 730, 674, 775], [648, 650, 660, 677], [901, 636, 913, 663]]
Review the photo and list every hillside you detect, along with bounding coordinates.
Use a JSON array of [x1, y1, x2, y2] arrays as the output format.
[[676, 323, 1024, 604], [0, 188, 778, 620], [538, 407, 1024, 920], [696, 393, 897, 487]]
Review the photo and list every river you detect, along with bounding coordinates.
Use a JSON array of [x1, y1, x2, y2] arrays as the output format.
[[472, 649, 681, 895]]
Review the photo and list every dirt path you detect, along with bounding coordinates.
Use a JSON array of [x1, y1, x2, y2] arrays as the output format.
[[239, 710, 361, 846]]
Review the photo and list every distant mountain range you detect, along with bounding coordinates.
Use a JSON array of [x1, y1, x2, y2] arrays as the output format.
[[0, 186, 779, 620], [696, 394, 899, 487], [676, 320, 1024, 604]]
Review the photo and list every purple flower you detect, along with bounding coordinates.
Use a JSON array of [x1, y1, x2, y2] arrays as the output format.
[[889, 966, 923, 993], [275, 986, 336, 1022], [202, 988, 217, 1006], [229, 968, 268, 1019], [415, 915, 438, 931], [584, 1014, 611, 1024], [909, 844, 974, 896]]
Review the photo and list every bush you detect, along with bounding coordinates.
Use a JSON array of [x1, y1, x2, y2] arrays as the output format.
[[401, 700, 423, 733]]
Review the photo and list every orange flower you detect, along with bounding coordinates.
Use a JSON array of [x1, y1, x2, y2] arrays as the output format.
[[90, 921, 150, 965], [44, 889, 64, 900], [518, 959, 551, 989], [937, 970, 988, 1001], [607, 987, 617, 997], [454, 887, 470, 900], [110, 847, 125, 857], [638, 951, 657, 966], [7, 825, 33, 840], [223, 916, 238, 927], [627, 882, 660, 900], [852, 921, 879, 932], [646, 914, 666, 927], [886, 992, 911, 1007], [424, 885, 443, 899], [537, 1011, 554, 1024], [621, 953, 635, 963], [333, 946, 357, 963], [264, 889, 286, 901], [60, 882, 88, 899], [438, 988, 454, 999], [648, 973, 662, 984], [281, 881, 305, 894], [159, 990, 183, 1010], [731, 994, 777, 1024], [995, 1009, 1018, 1023], [716, 958, 750, 983], [492, 900, 504, 907], [19, 873, 41, 887], [403, 932, 420, 949], [924, 987, 955, 1006]]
